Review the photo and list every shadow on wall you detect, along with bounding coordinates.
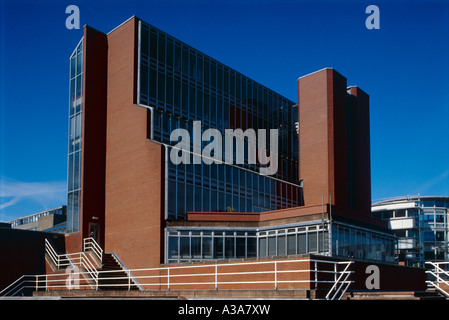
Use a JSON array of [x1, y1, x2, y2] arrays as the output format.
[[0, 225, 65, 292]]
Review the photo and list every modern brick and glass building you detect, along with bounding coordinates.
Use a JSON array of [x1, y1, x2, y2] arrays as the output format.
[[372, 195, 449, 268], [5, 206, 67, 233], [64, 16, 398, 265], [1, 16, 432, 299]]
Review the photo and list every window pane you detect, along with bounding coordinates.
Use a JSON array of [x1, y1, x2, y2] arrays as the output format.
[[308, 231, 317, 253], [192, 237, 201, 259], [180, 237, 190, 259], [203, 237, 212, 259], [247, 238, 257, 257], [287, 234, 296, 255], [214, 236, 223, 259], [297, 233, 307, 254], [268, 236, 276, 256], [168, 236, 178, 260], [319, 231, 329, 253], [259, 238, 267, 257], [236, 237, 245, 258], [277, 234, 286, 256], [225, 237, 235, 259]]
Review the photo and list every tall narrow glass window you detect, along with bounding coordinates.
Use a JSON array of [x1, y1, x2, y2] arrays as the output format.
[[67, 38, 83, 234]]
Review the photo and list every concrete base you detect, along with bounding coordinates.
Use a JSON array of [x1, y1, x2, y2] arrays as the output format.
[[33, 289, 315, 300]]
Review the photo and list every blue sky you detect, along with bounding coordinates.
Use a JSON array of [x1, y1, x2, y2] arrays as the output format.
[[1, 0, 448, 221]]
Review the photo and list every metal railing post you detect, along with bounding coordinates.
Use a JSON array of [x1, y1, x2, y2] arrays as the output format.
[[334, 263, 337, 284], [167, 268, 170, 290], [215, 265, 218, 290], [274, 261, 277, 289], [3, 257, 359, 298]]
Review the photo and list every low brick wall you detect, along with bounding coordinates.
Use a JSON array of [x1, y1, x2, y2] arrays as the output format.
[[36, 254, 427, 297], [135, 257, 322, 292], [139, 255, 427, 295]]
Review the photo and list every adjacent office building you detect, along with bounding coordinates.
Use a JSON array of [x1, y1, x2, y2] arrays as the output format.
[[372, 195, 449, 267], [5, 206, 67, 233]]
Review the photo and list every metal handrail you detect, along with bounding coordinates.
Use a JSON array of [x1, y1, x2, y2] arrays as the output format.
[[83, 237, 103, 262], [425, 261, 449, 298], [0, 275, 29, 296], [45, 239, 99, 290], [325, 261, 354, 300], [1, 257, 353, 299]]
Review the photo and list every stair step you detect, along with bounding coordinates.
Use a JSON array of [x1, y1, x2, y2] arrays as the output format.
[[96, 253, 139, 291]]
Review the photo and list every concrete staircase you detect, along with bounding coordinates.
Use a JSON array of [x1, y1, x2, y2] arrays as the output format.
[[98, 253, 140, 291]]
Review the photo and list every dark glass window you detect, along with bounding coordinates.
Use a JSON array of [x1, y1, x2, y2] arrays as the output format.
[[139, 21, 302, 224], [214, 236, 224, 259], [150, 30, 157, 60]]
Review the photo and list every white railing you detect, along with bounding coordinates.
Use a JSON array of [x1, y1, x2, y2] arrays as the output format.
[[44, 239, 99, 290], [425, 261, 449, 298], [1, 257, 353, 299], [0, 275, 39, 297], [96, 258, 353, 296], [324, 261, 354, 300], [83, 237, 103, 263]]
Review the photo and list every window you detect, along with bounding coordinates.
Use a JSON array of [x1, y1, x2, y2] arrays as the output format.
[[287, 232, 296, 255], [308, 230, 317, 253], [191, 236, 201, 259], [214, 236, 224, 259], [180, 236, 190, 259], [225, 236, 235, 259], [277, 231, 286, 256], [236, 236, 246, 258], [259, 237, 267, 257], [297, 232, 307, 254], [203, 236, 212, 259]]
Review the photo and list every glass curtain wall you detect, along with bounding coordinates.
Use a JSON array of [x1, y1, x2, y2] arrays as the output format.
[[167, 222, 397, 264], [332, 222, 396, 263], [138, 22, 298, 183], [372, 197, 449, 267], [166, 225, 329, 264], [419, 200, 449, 263], [67, 39, 83, 233], [138, 21, 303, 221], [167, 229, 258, 263], [165, 145, 303, 220]]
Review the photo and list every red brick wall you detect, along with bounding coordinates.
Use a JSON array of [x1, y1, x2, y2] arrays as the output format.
[[137, 258, 314, 291], [64, 232, 82, 253], [298, 69, 372, 216], [348, 87, 371, 215], [80, 26, 108, 246], [104, 17, 164, 270], [298, 69, 332, 207], [130, 256, 425, 294]]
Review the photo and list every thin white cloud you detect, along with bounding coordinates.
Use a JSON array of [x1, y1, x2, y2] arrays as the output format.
[[0, 177, 67, 219], [0, 197, 20, 210], [414, 169, 449, 195]]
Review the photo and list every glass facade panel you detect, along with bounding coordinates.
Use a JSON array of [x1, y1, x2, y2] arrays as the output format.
[[166, 222, 396, 264], [67, 39, 83, 233], [165, 144, 302, 220], [139, 21, 303, 223], [372, 197, 449, 267], [332, 222, 396, 263]]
